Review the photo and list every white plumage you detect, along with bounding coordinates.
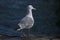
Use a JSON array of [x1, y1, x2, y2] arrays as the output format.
[[17, 5, 36, 31]]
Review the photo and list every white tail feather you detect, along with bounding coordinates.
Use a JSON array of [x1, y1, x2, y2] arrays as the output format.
[[17, 28, 21, 31]]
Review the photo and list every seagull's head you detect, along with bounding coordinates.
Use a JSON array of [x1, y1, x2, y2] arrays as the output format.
[[28, 5, 36, 10]]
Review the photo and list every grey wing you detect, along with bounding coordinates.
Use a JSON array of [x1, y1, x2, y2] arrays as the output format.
[[18, 17, 34, 29]]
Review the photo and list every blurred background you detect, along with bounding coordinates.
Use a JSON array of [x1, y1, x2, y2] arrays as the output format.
[[0, 0, 60, 40]]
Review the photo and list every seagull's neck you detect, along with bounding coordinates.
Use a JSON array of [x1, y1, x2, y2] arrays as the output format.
[[27, 9, 33, 18]]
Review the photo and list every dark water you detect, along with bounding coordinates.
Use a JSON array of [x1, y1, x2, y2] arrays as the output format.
[[0, 0, 60, 36]]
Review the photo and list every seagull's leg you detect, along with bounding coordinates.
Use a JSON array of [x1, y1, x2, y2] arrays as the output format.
[[28, 29, 30, 36], [27, 29, 31, 40]]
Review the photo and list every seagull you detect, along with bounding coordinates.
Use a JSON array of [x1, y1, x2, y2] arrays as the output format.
[[17, 5, 36, 31]]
